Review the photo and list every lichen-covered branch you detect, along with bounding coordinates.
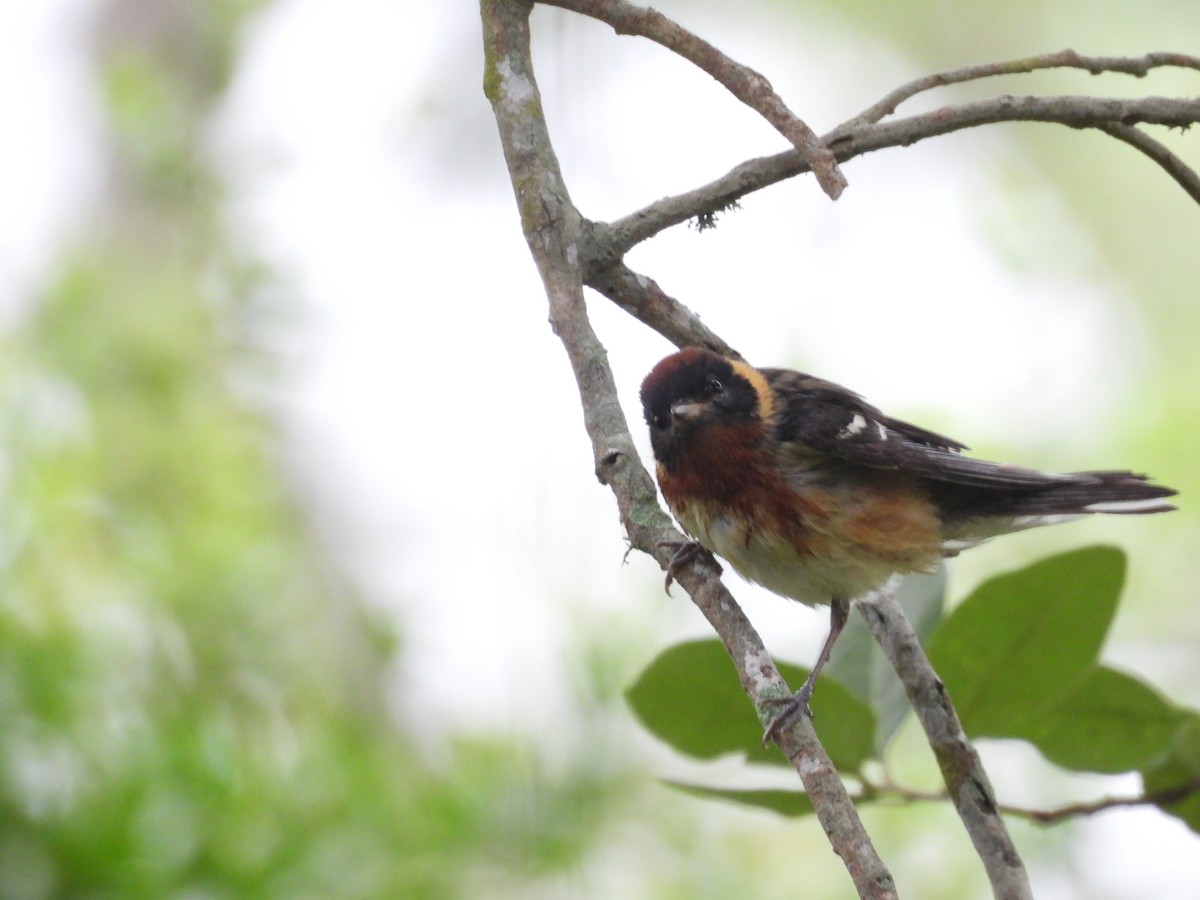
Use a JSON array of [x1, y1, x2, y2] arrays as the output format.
[[664, 554, 899, 899], [481, 1, 894, 894], [483, 3, 1200, 895], [857, 588, 1033, 900]]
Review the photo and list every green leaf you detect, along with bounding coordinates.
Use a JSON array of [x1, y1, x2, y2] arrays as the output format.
[[927, 545, 1125, 737], [662, 781, 816, 817], [1014, 665, 1185, 773], [626, 640, 760, 760], [826, 569, 946, 753], [625, 640, 877, 772], [1141, 716, 1200, 835]]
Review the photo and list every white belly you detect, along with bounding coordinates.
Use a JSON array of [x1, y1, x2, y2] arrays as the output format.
[[679, 508, 898, 606]]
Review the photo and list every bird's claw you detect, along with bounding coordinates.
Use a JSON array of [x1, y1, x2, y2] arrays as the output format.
[[762, 685, 815, 747], [662, 541, 721, 594]]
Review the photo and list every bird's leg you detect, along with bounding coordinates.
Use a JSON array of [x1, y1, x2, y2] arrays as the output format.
[[763, 597, 850, 745], [662, 540, 722, 594]]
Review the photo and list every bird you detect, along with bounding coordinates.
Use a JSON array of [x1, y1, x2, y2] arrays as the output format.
[[639, 346, 1177, 740]]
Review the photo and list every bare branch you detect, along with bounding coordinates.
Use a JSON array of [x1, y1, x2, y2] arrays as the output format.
[[1015, 777, 1200, 825], [482, 0, 659, 555], [602, 94, 1200, 252], [541, 0, 847, 200], [602, 152, 803, 255], [584, 259, 739, 357], [839, 94, 1200, 144], [670, 559, 899, 900], [486, 5, 1199, 892], [870, 776, 1200, 826], [482, 1, 894, 894], [857, 586, 1033, 900], [1097, 123, 1200, 205], [844, 49, 1200, 127]]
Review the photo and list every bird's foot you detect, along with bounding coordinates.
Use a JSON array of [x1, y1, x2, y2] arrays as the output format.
[[662, 541, 722, 594], [762, 684, 814, 747]]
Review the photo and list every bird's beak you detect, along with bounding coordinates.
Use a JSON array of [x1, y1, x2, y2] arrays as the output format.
[[670, 401, 706, 423]]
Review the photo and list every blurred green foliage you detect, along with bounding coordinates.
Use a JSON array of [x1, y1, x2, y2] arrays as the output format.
[[7, 0, 1199, 896], [0, 2, 634, 896]]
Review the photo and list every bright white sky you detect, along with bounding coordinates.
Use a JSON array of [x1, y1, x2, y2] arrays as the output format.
[[2, 0, 1196, 896]]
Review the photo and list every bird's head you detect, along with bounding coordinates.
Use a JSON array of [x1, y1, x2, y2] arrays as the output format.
[[639, 348, 772, 470]]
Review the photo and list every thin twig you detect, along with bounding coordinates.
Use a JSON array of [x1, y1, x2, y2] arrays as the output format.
[[481, 1, 895, 895], [865, 776, 1200, 826], [1097, 123, 1200, 205], [842, 49, 1200, 128], [541, 0, 847, 200], [848, 94, 1200, 144], [1012, 777, 1200, 825], [858, 585, 1033, 900]]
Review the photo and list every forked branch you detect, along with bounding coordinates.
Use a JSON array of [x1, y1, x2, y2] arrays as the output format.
[[482, 1, 894, 894], [482, 1, 1200, 896], [601, 93, 1200, 254], [858, 587, 1031, 900], [543, 0, 847, 199]]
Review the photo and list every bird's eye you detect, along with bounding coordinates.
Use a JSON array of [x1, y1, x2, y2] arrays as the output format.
[[705, 376, 723, 395]]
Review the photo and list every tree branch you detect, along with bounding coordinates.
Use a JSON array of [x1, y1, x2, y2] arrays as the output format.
[[857, 585, 1033, 900], [1097, 122, 1200, 205], [584, 258, 739, 357], [1012, 777, 1200, 825], [482, 1, 894, 895], [601, 93, 1200, 254], [669, 558, 899, 899], [844, 49, 1200, 127], [541, 0, 847, 200], [867, 775, 1200, 826], [486, 5, 1200, 893]]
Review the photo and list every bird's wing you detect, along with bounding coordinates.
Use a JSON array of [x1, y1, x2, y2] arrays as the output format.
[[761, 368, 1068, 489]]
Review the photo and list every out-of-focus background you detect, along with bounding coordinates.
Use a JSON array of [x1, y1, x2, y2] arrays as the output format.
[[2, 0, 1198, 896]]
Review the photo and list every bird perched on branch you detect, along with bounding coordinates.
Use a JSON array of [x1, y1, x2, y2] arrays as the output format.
[[639, 346, 1177, 739]]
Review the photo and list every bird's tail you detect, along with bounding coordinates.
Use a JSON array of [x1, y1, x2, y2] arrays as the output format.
[[1012, 470, 1177, 516], [936, 471, 1176, 552]]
